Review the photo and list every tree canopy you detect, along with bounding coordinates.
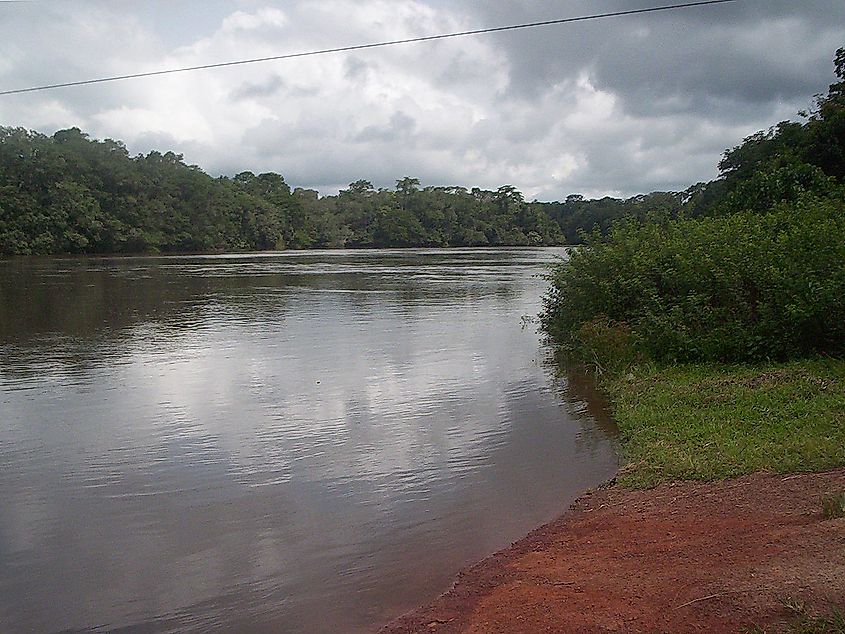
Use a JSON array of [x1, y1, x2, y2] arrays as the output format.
[[540, 46, 845, 365], [2, 47, 844, 256], [0, 129, 564, 255]]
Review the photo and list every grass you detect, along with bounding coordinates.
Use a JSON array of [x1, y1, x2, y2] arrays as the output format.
[[745, 601, 845, 634], [602, 358, 845, 488], [787, 609, 845, 634]]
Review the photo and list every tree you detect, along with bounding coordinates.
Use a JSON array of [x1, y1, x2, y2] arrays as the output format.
[[0, 127, 576, 254]]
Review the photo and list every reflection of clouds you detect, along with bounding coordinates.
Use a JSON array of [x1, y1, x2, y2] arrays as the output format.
[[109, 293, 529, 486], [0, 248, 617, 634]]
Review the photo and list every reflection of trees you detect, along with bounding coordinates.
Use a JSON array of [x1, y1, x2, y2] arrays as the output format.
[[0, 257, 296, 380], [559, 368, 619, 439], [539, 346, 619, 441], [0, 246, 560, 377], [0, 258, 288, 344], [0, 246, 618, 634]]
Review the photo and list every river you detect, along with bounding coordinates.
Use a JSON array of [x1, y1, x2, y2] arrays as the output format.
[[0, 247, 618, 633]]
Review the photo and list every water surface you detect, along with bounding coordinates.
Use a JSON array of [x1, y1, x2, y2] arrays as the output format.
[[0, 248, 618, 633]]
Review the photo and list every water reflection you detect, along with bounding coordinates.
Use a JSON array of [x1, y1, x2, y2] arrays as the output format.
[[0, 248, 618, 633]]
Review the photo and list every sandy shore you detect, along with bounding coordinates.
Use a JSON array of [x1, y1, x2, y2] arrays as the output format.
[[380, 468, 845, 633]]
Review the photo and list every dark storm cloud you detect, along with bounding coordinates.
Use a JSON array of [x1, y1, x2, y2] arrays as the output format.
[[454, 0, 844, 108], [433, 0, 845, 194]]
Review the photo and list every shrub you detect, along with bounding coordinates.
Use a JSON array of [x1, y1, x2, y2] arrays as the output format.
[[541, 195, 845, 363], [570, 317, 638, 375]]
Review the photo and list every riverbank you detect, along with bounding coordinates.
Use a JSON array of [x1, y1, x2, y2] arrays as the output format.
[[381, 359, 845, 633], [381, 468, 845, 633], [607, 359, 845, 488]]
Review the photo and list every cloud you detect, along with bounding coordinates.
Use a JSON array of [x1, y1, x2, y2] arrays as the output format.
[[229, 75, 287, 101], [0, 0, 843, 199]]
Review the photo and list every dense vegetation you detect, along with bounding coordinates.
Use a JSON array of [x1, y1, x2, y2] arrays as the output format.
[[544, 200, 845, 364], [542, 47, 845, 365], [0, 128, 566, 255], [543, 47, 845, 492], [14, 44, 836, 258]]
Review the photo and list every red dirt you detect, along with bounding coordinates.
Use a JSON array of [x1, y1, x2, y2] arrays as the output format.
[[380, 469, 845, 634]]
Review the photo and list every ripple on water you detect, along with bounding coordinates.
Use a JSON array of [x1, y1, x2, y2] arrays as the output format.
[[0, 248, 615, 634]]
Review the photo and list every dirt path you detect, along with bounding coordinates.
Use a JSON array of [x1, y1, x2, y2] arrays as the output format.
[[380, 469, 845, 633]]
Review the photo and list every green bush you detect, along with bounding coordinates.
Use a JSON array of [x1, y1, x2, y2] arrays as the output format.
[[564, 317, 638, 375], [541, 195, 845, 363]]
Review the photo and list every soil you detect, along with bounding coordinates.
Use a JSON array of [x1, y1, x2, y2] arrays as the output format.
[[380, 469, 845, 634]]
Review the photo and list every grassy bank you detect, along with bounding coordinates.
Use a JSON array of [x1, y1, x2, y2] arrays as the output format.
[[601, 359, 845, 489]]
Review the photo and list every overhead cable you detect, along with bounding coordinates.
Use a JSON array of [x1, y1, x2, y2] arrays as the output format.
[[0, 0, 738, 96]]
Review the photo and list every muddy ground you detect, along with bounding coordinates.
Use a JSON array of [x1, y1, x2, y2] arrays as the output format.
[[380, 469, 845, 633]]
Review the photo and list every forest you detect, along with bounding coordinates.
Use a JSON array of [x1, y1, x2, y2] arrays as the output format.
[[0, 128, 569, 255], [1, 48, 843, 257]]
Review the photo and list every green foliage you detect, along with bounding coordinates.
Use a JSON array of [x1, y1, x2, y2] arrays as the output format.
[[542, 198, 845, 363], [606, 359, 845, 488], [541, 47, 845, 366], [0, 127, 308, 254], [536, 191, 685, 244], [562, 317, 638, 376], [716, 158, 836, 216], [0, 129, 568, 254]]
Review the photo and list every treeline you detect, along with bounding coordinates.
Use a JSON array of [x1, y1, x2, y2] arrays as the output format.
[[0, 118, 741, 257], [0, 128, 566, 255], [542, 47, 845, 364], [0, 124, 691, 255], [3, 48, 843, 257], [293, 179, 564, 248], [538, 191, 686, 242], [0, 129, 301, 255]]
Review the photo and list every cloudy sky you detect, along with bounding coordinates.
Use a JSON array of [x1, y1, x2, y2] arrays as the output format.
[[0, 0, 843, 199]]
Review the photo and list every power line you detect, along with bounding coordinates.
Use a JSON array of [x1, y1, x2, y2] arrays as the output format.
[[0, 0, 738, 96]]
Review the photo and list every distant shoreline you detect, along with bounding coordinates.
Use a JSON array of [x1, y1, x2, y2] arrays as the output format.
[[0, 244, 574, 260]]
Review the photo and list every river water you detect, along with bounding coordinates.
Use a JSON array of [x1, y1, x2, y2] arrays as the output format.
[[0, 248, 618, 633]]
